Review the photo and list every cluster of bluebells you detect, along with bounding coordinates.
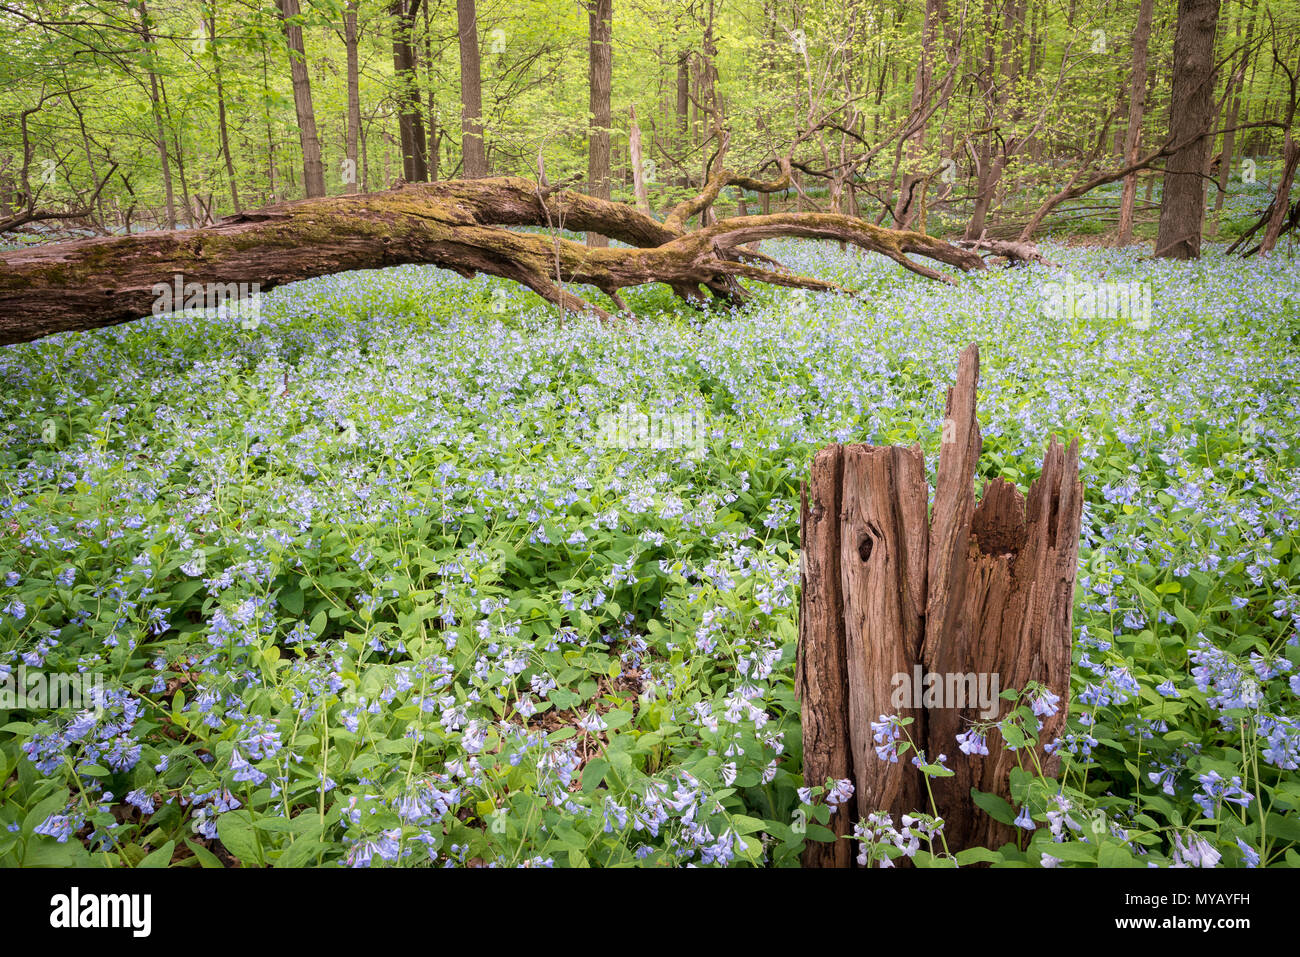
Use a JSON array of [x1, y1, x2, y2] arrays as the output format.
[[1, 242, 1298, 867], [853, 812, 946, 868], [21, 687, 142, 777]]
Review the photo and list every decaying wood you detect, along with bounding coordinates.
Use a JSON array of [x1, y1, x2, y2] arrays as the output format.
[[839, 445, 928, 828], [797, 445, 853, 869], [0, 176, 986, 346], [922, 344, 1082, 852], [951, 236, 1056, 266], [799, 342, 1082, 865]]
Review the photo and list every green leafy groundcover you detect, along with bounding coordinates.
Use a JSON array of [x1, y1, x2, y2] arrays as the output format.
[[1, 239, 1298, 867]]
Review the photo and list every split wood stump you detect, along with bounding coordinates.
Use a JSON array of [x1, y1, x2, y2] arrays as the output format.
[[797, 343, 1083, 866]]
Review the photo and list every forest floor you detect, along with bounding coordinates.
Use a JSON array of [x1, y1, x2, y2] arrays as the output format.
[[1, 236, 1298, 866]]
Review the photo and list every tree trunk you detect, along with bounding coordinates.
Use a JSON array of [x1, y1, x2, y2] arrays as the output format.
[[0, 178, 985, 345], [344, 0, 362, 194], [1155, 0, 1222, 260], [392, 0, 428, 183], [278, 0, 327, 198], [423, 0, 441, 182], [1116, 0, 1155, 245], [209, 2, 243, 213], [893, 0, 954, 229], [137, 1, 176, 229], [456, 0, 488, 178], [170, 124, 195, 227], [587, 0, 614, 247], [1214, 0, 1256, 215], [1259, 129, 1299, 255], [628, 106, 651, 214], [797, 445, 855, 868], [261, 43, 279, 203], [675, 52, 691, 187], [922, 346, 1080, 853], [798, 344, 1081, 864]]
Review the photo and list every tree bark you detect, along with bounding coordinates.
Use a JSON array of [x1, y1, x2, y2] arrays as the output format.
[[208, 2, 243, 213], [0, 178, 985, 345], [839, 444, 929, 836], [1117, 0, 1155, 245], [392, 0, 428, 183], [797, 445, 854, 868], [675, 51, 691, 187], [456, 0, 488, 178], [278, 0, 327, 198], [1155, 0, 1222, 260], [921, 345, 1080, 853], [136, 1, 177, 229], [628, 106, 651, 214], [892, 0, 948, 229], [587, 0, 613, 246], [798, 344, 1081, 864], [344, 0, 363, 194]]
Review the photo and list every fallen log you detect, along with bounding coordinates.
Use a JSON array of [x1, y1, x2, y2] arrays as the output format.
[[951, 236, 1056, 267], [0, 177, 986, 346]]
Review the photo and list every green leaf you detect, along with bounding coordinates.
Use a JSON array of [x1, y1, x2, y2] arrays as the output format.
[[970, 789, 1016, 826], [1008, 767, 1034, 804], [281, 588, 304, 616], [581, 758, 608, 793], [728, 815, 768, 836], [954, 846, 1003, 866], [217, 812, 263, 866], [1173, 599, 1199, 635], [275, 826, 326, 868], [184, 838, 226, 869], [1098, 842, 1138, 868], [21, 837, 88, 867], [137, 840, 175, 868], [1038, 840, 1098, 863]]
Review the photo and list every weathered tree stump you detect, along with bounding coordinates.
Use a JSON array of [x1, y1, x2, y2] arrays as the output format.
[[797, 343, 1082, 866]]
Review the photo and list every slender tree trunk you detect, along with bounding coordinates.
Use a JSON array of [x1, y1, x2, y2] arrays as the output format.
[[1259, 132, 1298, 255], [261, 44, 278, 203], [964, 0, 1002, 239], [893, 0, 945, 229], [1117, 0, 1155, 245], [169, 125, 194, 226], [137, 1, 176, 229], [391, 0, 428, 182], [587, 0, 613, 246], [423, 0, 440, 182], [361, 116, 371, 190], [344, 1, 362, 193], [629, 105, 650, 213], [456, 0, 488, 178], [207, 3, 243, 213], [1259, 74, 1299, 255], [1215, 0, 1256, 215], [278, 0, 327, 197], [1155, 0, 1222, 260], [675, 51, 690, 187]]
